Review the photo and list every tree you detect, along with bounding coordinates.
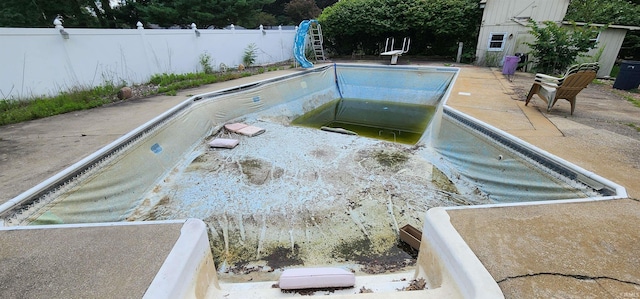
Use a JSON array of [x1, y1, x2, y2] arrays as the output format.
[[318, 0, 481, 56], [263, 0, 337, 26], [0, 0, 100, 28], [566, 0, 640, 60], [526, 20, 602, 74], [284, 0, 321, 24], [0, 0, 277, 29], [315, 0, 338, 9], [567, 0, 640, 26], [263, 0, 291, 25], [210, 0, 276, 28]]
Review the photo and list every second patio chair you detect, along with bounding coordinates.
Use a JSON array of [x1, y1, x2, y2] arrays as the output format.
[[525, 63, 599, 115]]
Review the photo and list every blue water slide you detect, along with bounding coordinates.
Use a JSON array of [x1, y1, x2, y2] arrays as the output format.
[[293, 20, 318, 68]]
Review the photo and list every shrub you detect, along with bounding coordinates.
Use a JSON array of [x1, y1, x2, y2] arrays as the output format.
[[199, 52, 214, 74], [318, 0, 481, 56], [243, 43, 258, 67], [526, 20, 602, 75]]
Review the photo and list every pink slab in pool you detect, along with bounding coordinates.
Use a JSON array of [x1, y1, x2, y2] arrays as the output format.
[[224, 123, 248, 133], [236, 125, 265, 137], [208, 138, 239, 149]]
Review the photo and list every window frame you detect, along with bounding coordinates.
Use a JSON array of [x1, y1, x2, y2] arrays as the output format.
[[487, 32, 507, 52]]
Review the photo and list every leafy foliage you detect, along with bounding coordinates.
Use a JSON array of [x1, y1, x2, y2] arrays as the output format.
[[122, 0, 276, 29], [284, 0, 321, 24], [525, 20, 602, 75], [566, 0, 640, 60], [243, 43, 259, 66], [0, 0, 277, 29], [263, 0, 337, 25], [0, 0, 100, 27], [318, 0, 481, 56], [566, 0, 640, 26], [199, 52, 214, 74]]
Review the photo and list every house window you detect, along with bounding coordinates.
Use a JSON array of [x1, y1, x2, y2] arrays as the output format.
[[488, 33, 507, 51]]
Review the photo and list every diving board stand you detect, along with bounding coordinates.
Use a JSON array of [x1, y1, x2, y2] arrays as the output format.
[[381, 37, 410, 65]]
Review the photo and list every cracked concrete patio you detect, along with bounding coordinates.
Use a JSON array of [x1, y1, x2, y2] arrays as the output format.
[[444, 65, 640, 298], [1, 62, 639, 298]]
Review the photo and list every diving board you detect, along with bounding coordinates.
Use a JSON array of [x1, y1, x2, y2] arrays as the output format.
[[381, 37, 411, 65]]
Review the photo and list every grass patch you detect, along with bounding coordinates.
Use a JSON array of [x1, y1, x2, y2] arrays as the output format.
[[147, 70, 259, 95], [610, 64, 620, 78], [627, 123, 640, 132], [592, 79, 608, 85], [611, 89, 640, 108], [0, 63, 289, 126], [150, 71, 253, 94], [0, 84, 120, 125]]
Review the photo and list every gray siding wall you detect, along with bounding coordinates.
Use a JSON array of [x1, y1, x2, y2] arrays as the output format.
[[476, 0, 570, 66], [585, 29, 627, 77]]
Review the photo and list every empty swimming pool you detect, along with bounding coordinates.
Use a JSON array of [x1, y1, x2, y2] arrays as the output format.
[[0, 64, 623, 283]]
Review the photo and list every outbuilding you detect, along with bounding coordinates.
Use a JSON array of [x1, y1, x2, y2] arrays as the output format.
[[475, 0, 639, 78]]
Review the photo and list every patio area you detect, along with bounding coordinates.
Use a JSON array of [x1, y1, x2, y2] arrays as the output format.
[[0, 62, 639, 298]]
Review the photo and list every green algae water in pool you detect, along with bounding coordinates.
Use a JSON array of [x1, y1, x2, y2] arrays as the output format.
[[292, 98, 436, 144]]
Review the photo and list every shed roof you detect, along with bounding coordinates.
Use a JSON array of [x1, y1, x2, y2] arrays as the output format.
[[563, 21, 640, 31]]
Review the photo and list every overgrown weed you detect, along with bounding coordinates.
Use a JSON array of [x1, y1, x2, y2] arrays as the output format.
[[1, 62, 289, 126]]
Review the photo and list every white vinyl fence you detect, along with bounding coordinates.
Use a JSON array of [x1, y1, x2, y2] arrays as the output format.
[[0, 23, 296, 100]]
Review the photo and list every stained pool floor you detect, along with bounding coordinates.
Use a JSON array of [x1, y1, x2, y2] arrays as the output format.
[[127, 115, 478, 282]]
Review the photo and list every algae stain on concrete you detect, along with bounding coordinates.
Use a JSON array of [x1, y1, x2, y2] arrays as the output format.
[[262, 244, 304, 269], [331, 237, 416, 274], [374, 150, 409, 168], [240, 159, 271, 185]]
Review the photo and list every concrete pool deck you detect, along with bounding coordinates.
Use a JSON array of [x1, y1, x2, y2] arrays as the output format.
[[1, 63, 639, 298]]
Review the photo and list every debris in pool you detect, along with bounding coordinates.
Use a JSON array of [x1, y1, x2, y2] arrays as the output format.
[[399, 278, 427, 291], [278, 267, 355, 290], [399, 224, 422, 250], [237, 125, 265, 137], [224, 122, 248, 132], [321, 126, 358, 135], [224, 122, 266, 137], [208, 138, 239, 149]]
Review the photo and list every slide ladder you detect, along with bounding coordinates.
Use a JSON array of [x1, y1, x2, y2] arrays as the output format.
[[293, 20, 325, 68], [309, 23, 326, 62]]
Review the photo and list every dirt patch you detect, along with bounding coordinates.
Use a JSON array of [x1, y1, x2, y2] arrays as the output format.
[[509, 72, 640, 142], [331, 237, 416, 274]]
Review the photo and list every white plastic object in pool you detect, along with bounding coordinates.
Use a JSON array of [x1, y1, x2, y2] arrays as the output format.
[[279, 267, 355, 290]]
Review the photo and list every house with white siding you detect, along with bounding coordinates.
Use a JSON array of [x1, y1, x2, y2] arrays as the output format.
[[476, 0, 639, 77]]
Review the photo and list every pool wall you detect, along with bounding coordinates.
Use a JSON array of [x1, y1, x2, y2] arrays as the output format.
[[0, 64, 457, 225], [435, 107, 627, 204], [0, 63, 626, 226]]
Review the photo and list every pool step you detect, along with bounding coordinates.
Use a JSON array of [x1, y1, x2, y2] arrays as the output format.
[[210, 271, 423, 298]]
